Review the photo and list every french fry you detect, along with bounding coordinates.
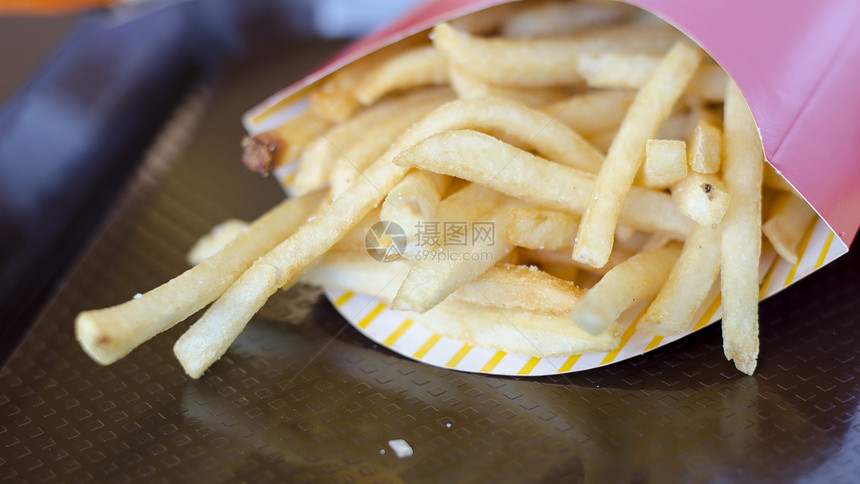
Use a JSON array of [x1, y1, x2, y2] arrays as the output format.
[[75, 190, 326, 366], [587, 128, 618, 154], [405, 299, 622, 357], [518, 248, 580, 282], [392, 129, 694, 239], [577, 52, 727, 101], [301, 251, 410, 302], [332, 207, 381, 252], [187, 219, 249, 267], [449, 263, 583, 315], [435, 181, 507, 224], [380, 170, 451, 254], [433, 22, 683, 87], [762, 192, 817, 265], [448, 65, 572, 107], [543, 89, 635, 138], [447, 2, 523, 35], [688, 117, 723, 173], [295, 89, 449, 195], [391, 201, 519, 313], [639, 224, 722, 336], [303, 252, 581, 316], [501, 0, 634, 38], [573, 42, 703, 268], [241, 112, 332, 175], [327, 88, 454, 196], [720, 81, 764, 375], [177, 95, 612, 377], [175, 156, 410, 378], [569, 242, 682, 335], [671, 172, 731, 228], [505, 207, 579, 251], [354, 46, 450, 106], [643, 139, 687, 188], [520, 245, 635, 277], [307, 40, 421, 122]]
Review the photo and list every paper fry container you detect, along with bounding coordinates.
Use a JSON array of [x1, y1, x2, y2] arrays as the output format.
[[242, 0, 858, 376]]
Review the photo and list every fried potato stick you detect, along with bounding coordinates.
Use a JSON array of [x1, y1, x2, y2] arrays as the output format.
[[295, 87, 450, 195], [577, 53, 726, 101], [639, 224, 722, 336], [391, 201, 518, 313], [543, 89, 635, 138], [380, 170, 451, 254], [720, 81, 764, 375], [241, 112, 332, 175], [505, 207, 580, 251], [327, 88, 454, 197], [573, 42, 702, 268], [392, 129, 694, 239], [569, 242, 682, 335], [75, 190, 326, 366], [448, 65, 572, 107], [433, 22, 682, 87], [762, 192, 816, 267], [354, 46, 450, 106]]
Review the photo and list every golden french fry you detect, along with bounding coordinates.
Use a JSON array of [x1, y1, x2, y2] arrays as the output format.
[[295, 89, 449, 194], [187, 219, 249, 267], [569, 242, 682, 335], [762, 192, 816, 265], [301, 251, 411, 302], [75, 190, 326, 366], [448, 65, 572, 107], [520, 245, 634, 278], [175, 156, 409, 378], [688, 117, 722, 173], [303, 252, 581, 316], [577, 52, 727, 101], [587, 128, 618, 154], [393, 129, 694, 239], [433, 22, 683, 87], [407, 298, 622, 357], [643, 139, 687, 188], [391, 201, 519, 313], [671, 172, 731, 228], [720, 81, 764, 375], [639, 224, 721, 336], [241, 112, 332, 175], [447, 2, 523, 35], [505, 207, 579, 251], [332, 207, 381, 251], [354, 46, 450, 106], [327, 88, 454, 197], [449, 263, 583, 315], [543, 89, 635, 138], [501, 0, 634, 38], [435, 182, 507, 225], [573, 42, 703, 268], [380, 170, 451, 254], [308, 39, 421, 123]]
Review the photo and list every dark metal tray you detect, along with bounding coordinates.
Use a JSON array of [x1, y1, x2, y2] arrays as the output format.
[[3, 6, 860, 483]]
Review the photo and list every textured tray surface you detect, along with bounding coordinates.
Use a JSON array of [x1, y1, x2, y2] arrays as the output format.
[[3, 44, 860, 483]]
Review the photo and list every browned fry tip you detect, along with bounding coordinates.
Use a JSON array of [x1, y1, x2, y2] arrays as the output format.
[[241, 134, 282, 175]]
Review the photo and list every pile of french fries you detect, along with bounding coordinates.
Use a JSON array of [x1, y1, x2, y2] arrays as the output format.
[[76, 1, 817, 377]]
